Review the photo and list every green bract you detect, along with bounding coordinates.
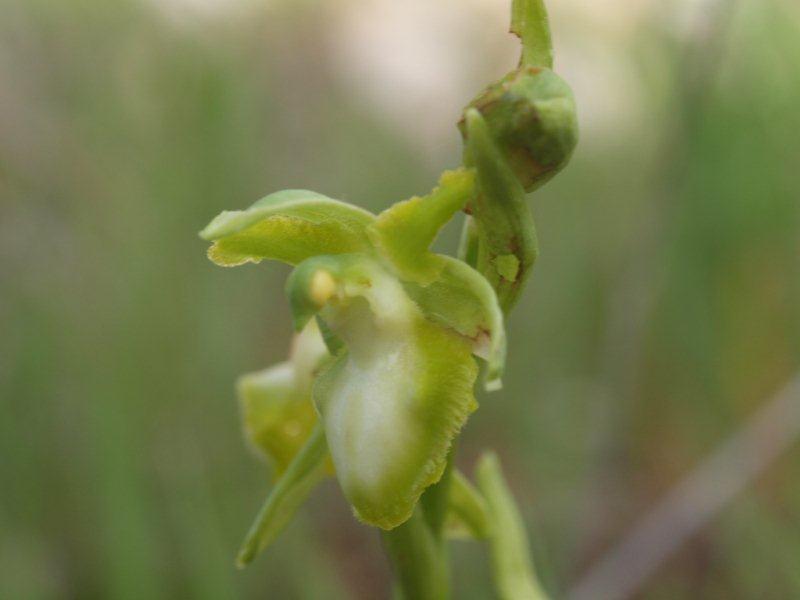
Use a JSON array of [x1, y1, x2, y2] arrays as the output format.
[[477, 453, 548, 600], [201, 170, 506, 536], [462, 108, 539, 314]]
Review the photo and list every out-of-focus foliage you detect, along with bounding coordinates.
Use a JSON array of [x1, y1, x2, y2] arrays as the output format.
[[1, 0, 799, 598]]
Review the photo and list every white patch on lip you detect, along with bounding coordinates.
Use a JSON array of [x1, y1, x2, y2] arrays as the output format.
[[325, 340, 416, 491]]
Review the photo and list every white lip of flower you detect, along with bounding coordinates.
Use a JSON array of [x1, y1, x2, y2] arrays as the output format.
[[300, 257, 478, 528]]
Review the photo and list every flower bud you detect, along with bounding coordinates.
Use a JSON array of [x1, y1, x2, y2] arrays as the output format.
[[459, 66, 578, 192]]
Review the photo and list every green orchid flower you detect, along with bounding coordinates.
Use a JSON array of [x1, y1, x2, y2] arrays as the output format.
[[201, 169, 506, 556], [201, 1, 574, 596]]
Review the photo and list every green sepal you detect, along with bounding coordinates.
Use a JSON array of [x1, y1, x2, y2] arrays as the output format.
[[477, 452, 548, 600], [236, 425, 328, 568], [200, 190, 375, 266]]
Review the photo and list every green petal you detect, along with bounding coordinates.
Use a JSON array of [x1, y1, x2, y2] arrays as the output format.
[[297, 256, 479, 529], [404, 255, 506, 389], [236, 425, 328, 567], [368, 168, 475, 283], [200, 190, 375, 266]]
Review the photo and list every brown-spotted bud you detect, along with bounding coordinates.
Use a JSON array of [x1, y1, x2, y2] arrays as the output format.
[[459, 66, 578, 192]]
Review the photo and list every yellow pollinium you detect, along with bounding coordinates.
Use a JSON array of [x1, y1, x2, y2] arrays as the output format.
[[310, 269, 336, 306]]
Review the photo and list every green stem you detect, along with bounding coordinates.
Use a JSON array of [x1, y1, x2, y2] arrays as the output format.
[[511, 0, 554, 69], [382, 506, 450, 600]]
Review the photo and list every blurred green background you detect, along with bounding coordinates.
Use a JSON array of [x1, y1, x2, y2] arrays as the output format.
[[2, 0, 799, 598]]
